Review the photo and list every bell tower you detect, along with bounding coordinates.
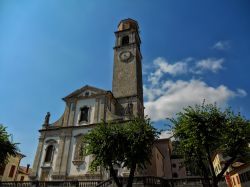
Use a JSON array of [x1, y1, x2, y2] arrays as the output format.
[[112, 18, 143, 117]]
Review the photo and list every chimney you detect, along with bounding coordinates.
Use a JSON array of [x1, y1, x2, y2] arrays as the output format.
[[26, 164, 30, 173]]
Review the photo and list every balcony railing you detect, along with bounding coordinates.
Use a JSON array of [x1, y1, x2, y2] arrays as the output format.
[[0, 180, 102, 187], [0, 177, 227, 187]]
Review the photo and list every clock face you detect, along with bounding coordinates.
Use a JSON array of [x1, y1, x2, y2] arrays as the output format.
[[119, 51, 133, 62]]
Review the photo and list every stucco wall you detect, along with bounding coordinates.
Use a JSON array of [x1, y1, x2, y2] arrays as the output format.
[[74, 98, 96, 126], [37, 137, 59, 180], [66, 128, 92, 176]]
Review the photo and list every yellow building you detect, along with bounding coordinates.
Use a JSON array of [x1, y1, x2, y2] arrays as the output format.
[[0, 153, 25, 181], [16, 165, 32, 181], [212, 151, 250, 187], [230, 163, 250, 187], [212, 151, 232, 176]]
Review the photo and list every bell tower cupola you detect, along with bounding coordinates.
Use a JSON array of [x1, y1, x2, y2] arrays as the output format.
[[112, 18, 143, 117]]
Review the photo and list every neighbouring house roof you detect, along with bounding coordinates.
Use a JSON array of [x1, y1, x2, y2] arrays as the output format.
[[18, 166, 32, 175], [13, 152, 26, 159], [211, 150, 223, 162], [229, 162, 250, 175]]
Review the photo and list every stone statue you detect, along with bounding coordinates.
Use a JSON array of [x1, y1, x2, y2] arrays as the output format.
[[127, 103, 133, 116], [124, 102, 133, 117], [44, 112, 50, 125]]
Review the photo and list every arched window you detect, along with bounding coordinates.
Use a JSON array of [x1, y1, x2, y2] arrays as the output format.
[[79, 106, 89, 122], [44, 145, 54, 163], [121, 36, 129, 45]]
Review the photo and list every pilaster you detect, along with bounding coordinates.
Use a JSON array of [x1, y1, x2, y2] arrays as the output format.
[[99, 97, 106, 122], [68, 101, 76, 126], [30, 136, 45, 179], [51, 129, 72, 180], [59, 135, 72, 175], [94, 98, 100, 123], [62, 103, 70, 127], [51, 136, 65, 177]]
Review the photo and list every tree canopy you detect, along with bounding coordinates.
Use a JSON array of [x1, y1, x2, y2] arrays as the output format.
[[0, 124, 18, 167], [83, 117, 159, 187], [170, 103, 250, 187]]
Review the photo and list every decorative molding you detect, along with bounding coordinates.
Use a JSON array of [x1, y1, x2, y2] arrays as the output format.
[[72, 160, 85, 169], [45, 139, 57, 144], [51, 174, 65, 180], [66, 173, 101, 180], [74, 133, 84, 138], [41, 165, 52, 169]]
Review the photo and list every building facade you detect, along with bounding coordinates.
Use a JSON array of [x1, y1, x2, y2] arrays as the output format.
[[0, 153, 25, 181], [30, 18, 192, 182], [16, 165, 31, 181], [212, 152, 250, 187], [30, 19, 145, 181]]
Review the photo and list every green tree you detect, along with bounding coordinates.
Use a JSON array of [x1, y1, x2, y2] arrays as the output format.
[[170, 103, 250, 187], [83, 117, 159, 187], [0, 124, 18, 167]]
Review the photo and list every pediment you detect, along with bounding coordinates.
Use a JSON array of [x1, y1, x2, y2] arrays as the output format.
[[63, 85, 107, 101]]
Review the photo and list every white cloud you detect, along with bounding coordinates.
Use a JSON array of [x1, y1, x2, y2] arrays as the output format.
[[212, 41, 230, 50], [147, 57, 224, 85], [159, 130, 173, 139], [144, 79, 247, 121], [148, 57, 188, 85], [143, 85, 163, 101], [144, 56, 246, 121], [195, 58, 224, 73], [236, 89, 247, 97], [154, 57, 188, 75]]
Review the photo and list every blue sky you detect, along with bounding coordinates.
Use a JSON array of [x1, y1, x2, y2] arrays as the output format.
[[0, 0, 250, 166]]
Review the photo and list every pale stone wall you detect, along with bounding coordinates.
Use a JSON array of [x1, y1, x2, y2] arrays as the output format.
[[30, 136, 44, 179], [31, 19, 146, 181], [74, 98, 96, 126], [37, 137, 59, 180], [66, 128, 92, 176]]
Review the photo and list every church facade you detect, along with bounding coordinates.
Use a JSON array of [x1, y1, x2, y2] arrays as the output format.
[[30, 19, 146, 181]]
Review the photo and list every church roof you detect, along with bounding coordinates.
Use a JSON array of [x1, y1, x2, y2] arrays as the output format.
[[62, 85, 107, 101]]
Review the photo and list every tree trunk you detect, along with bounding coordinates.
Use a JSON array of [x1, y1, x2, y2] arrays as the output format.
[[109, 165, 122, 187], [199, 159, 211, 187], [196, 152, 211, 187], [126, 162, 136, 187]]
